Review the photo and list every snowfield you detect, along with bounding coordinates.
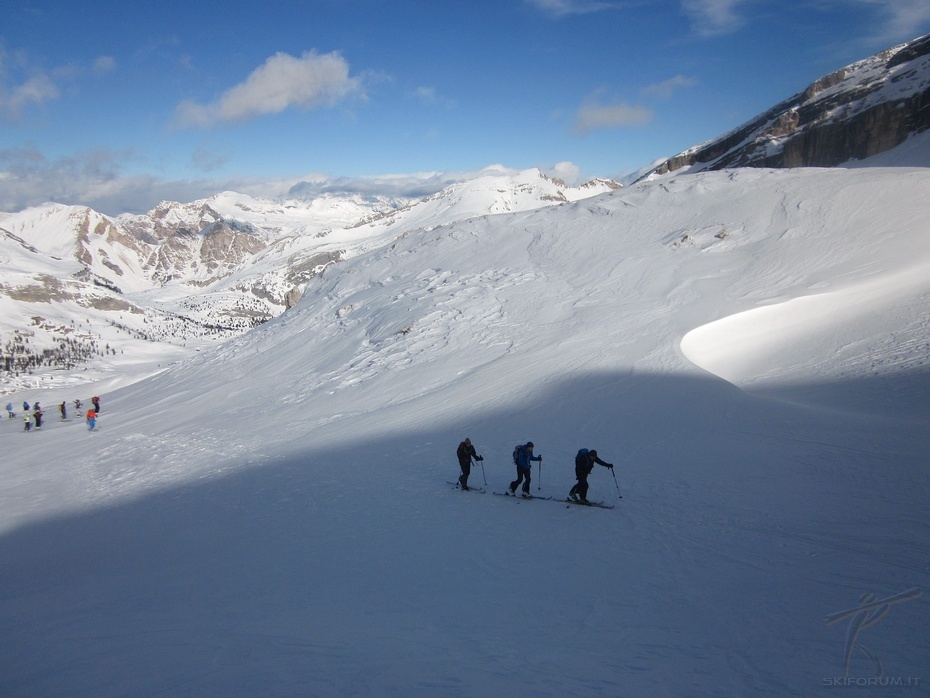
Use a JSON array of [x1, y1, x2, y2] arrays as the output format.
[[1, 166, 928, 696]]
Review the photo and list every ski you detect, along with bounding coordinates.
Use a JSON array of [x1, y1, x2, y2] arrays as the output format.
[[564, 498, 614, 509], [492, 492, 553, 501], [447, 481, 486, 493]]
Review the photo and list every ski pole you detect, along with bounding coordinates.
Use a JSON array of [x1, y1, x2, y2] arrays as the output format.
[[538, 456, 542, 491], [610, 466, 622, 499], [477, 457, 487, 486]]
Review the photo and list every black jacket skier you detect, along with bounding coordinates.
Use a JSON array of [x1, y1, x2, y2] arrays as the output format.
[[569, 448, 613, 503], [456, 438, 483, 490]]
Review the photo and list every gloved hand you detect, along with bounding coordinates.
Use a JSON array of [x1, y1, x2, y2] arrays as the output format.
[[476, 455, 484, 461], [607, 464, 614, 469]]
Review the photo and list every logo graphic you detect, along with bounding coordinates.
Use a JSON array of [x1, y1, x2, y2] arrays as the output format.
[[823, 587, 922, 678]]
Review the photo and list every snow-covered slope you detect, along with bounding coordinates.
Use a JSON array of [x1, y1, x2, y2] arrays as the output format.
[[0, 166, 926, 696], [0, 169, 620, 392]]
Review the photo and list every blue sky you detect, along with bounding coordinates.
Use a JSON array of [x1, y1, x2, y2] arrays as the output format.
[[1, 0, 929, 214]]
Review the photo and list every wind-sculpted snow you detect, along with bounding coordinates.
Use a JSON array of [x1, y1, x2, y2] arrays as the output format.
[[0, 167, 927, 696], [0, 169, 620, 392]]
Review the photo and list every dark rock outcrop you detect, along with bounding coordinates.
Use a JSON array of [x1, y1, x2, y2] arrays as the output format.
[[648, 33, 930, 177]]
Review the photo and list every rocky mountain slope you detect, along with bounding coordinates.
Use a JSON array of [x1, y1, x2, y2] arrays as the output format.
[[0, 170, 618, 391], [648, 32, 930, 176], [5, 30, 930, 395]]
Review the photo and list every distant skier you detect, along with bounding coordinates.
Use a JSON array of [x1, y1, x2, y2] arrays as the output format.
[[569, 449, 614, 504], [23, 414, 31, 431], [59, 401, 68, 421], [86, 408, 97, 431], [33, 405, 43, 430], [456, 438, 483, 490], [5, 402, 13, 418], [23, 401, 30, 412], [92, 396, 100, 413], [509, 442, 542, 497], [74, 399, 82, 411]]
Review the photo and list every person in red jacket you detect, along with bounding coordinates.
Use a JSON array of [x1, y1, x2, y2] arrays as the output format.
[[86, 408, 97, 431]]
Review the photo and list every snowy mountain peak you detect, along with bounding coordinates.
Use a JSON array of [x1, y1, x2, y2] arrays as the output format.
[[0, 167, 619, 392]]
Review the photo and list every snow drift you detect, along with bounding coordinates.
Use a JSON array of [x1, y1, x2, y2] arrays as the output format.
[[0, 166, 927, 696]]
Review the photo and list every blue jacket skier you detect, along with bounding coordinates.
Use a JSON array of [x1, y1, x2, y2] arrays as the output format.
[[569, 448, 613, 504], [509, 442, 542, 496]]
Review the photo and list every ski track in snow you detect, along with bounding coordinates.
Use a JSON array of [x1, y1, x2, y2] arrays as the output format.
[[1, 167, 928, 697]]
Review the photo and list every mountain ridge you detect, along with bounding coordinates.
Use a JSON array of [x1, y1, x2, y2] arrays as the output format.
[[645, 32, 930, 177], [0, 169, 620, 392]]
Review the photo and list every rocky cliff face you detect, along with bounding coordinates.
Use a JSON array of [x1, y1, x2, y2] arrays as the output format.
[[650, 33, 930, 176]]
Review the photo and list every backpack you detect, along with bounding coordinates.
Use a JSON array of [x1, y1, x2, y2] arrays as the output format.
[[513, 445, 524, 466]]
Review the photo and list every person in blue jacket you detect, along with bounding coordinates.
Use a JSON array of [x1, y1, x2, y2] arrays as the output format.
[[509, 441, 542, 497]]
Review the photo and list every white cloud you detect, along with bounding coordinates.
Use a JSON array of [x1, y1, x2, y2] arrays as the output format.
[[414, 86, 438, 103], [574, 99, 653, 134], [0, 146, 135, 212], [681, 0, 747, 37], [0, 45, 59, 118], [0, 50, 117, 119], [174, 50, 364, 128], [284, 166, 516, 200], [681, 0, 929, 42], [525, 0, 616, 18], [642, 75, 699, 99], [93, 56, 117, 74], [0, 146, 549, 216], [1, 74, 59, 118], [410, 86, 456, 109], [545, 161, 582, 184], [854, 0, 930, 43]]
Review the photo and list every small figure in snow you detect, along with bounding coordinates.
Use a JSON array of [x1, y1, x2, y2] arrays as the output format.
[[456, 438, 483, 490], [23, 414, 32, 431], [509, 442, 542, 497], [74, 398, 82, 411], [33, 404, 43, 430], [92, 396, 100, 414], [59, 401, 68, 421], [6, 402, 14, 418], [569, 448, 614, 504], [23, 401, 30, 413], [86, 408, 97, 431]]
